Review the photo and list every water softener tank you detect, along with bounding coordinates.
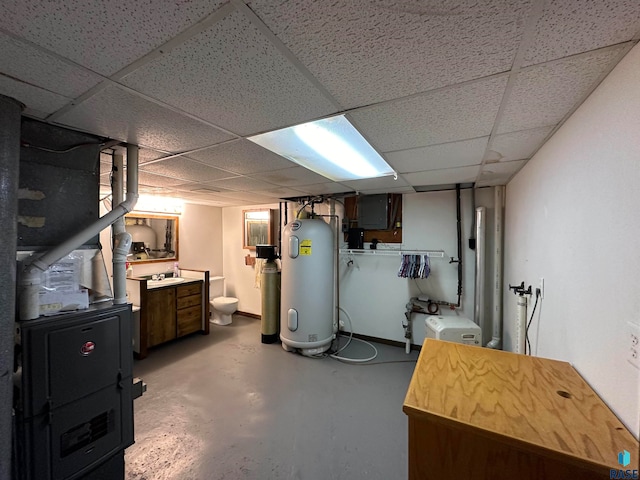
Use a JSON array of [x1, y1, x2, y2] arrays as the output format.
[[280, 218, 334, 356], [257, 245, 280, 344]]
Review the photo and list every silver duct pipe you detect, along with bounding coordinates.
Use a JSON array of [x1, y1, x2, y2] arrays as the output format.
[[474, 207, 486, 339], [487, 186, 505, 349], [19, 145, 139, 320], [0, 95, 23, 480]]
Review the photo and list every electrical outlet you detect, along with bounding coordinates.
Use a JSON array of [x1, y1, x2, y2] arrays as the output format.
[[627, 322, 640, 369], [538, 277, 545, 299]]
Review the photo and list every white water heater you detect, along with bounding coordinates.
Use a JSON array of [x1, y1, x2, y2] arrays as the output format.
[[280, 218, 334, 356]]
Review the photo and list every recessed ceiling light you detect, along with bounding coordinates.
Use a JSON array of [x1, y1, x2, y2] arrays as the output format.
[[247, 115, 395, 182]]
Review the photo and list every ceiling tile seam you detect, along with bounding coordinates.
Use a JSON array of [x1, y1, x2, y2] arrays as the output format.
[[47, 3, 238, 129], [519, 41, 638, 72], [339, 70, 512, 117], [140, 138, 243, 167], [46, 79, 111, 122], [382, 135, 490, 155], [398, 163, 482, 176], [475, 0, 548, 184], [513, 42, 637, 165], [109, 2, 236, 83], [495, 124, 556, 137], [0, 71, 74, 100], [230, 0, 343, 112], [139, 162, 242, 182], [0, 26, 108, 80], [201, 176, 297, 191], [109, 82, 242, 139]]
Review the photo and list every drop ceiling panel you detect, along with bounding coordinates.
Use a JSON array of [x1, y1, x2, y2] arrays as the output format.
[[297, 183, 353, 195], [137, 171, 186, 188], [137, 148, 167, 164], [55, 85, 234, 152], [210, 190, 277, 204], [0, 75, 69, 118], [249, 0, 531, 108], [497, 46, 627, 134], [341, 175, 409, 192], [0, 0, 226, 75], [205, 176, 276, 192], [253, 167, 330, 187], [477, 160, 527, 186], [0, 33, 102, 98], [140, 156, 237, 183], [403, 166, 480, 186], [187, 140, 296, 175], [173, 183, 234, 195], [523, 0, 640, 66], [386, 137, 489, 174], [490, 126, 554, 162], [252, 186, 307, 198], [350, 76, 508, 152], [122, 10, 337, 136]]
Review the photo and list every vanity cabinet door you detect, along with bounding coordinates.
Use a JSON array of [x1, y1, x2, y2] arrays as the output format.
[[147, 288, 177, 347], [176, 283, 202, 337]]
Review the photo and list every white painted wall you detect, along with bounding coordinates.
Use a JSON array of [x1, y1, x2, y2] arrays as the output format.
[[338, 188, 495, 346], [222, 203, 280, 315], [504, 44, 640, 438]]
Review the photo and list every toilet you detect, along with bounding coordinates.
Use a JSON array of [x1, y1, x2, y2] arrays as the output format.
[[210, 276, 238, 326]]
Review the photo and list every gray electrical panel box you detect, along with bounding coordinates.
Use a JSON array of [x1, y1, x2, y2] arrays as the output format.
[[357, 194, 388, 229]]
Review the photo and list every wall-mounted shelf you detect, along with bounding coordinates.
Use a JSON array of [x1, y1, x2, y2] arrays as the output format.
[[339, 249, 445, 258]]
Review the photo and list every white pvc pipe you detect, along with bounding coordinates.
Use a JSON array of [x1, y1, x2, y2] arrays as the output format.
[[487, 186, 505, 349], [112, 151, 129, 304], [19, 145, 139, 320], [330, 200, 339, 335], [474, 207, 486, 339]]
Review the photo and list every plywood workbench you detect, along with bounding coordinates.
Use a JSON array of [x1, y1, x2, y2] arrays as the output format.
[[403, 339, 639, 480]]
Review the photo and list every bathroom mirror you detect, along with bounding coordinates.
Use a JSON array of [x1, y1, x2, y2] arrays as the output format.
[[125, 214, 179, 263], [243, 209, 274, 250]]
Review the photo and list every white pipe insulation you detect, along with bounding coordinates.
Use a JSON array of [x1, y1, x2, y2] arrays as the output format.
[[474, 206, 486, 340], [486, 186, 505, 349], [19, 145, 139, 320]]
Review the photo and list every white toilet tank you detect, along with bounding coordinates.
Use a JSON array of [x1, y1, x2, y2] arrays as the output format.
[[210, 276, 226, 298]]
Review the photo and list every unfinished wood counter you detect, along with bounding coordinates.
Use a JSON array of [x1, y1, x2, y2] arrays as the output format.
[[403, 339, 639, 480]]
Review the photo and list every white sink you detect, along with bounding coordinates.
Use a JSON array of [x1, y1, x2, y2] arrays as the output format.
[[147, 277, 185, 288]]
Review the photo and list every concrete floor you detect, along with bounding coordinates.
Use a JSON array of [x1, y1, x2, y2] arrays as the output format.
[[125, 315, 419, 480]]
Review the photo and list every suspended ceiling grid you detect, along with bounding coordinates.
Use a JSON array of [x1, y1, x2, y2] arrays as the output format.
[[1, 0, 639, 206]]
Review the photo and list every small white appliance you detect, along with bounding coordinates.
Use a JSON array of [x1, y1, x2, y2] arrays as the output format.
[[425, 315, 482, 346]]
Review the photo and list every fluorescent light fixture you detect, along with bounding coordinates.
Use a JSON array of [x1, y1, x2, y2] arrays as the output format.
[[247, 115, 395, 182]]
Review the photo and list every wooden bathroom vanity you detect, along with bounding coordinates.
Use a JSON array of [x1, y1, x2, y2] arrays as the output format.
[[403, 339, 639, 480], [127, 270, 210, 358]]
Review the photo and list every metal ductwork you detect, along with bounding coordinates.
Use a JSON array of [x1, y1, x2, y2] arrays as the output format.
[[0, 94, 23, 480], [19, 144, 139, 320]]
